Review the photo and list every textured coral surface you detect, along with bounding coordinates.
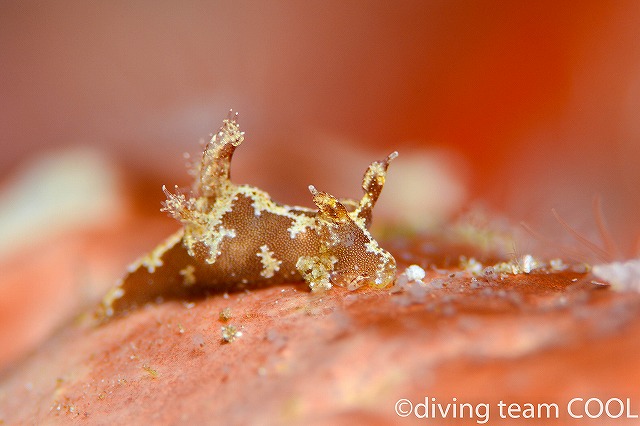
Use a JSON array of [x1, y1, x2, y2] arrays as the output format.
[[1, 252, 640, 424]]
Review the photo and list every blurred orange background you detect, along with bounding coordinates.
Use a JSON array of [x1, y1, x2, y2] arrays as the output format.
[[2, 1, 640, 369]]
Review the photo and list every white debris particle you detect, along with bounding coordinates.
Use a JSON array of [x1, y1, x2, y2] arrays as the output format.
[[219, 307, 232, 321], [482, 266, 497, 280], [390, 264, 430, 297], [549, 258, 568, 272], [221, 325, 243, 343], [491, 254, 541, 275], [405, 264, 426, 281], [592, 259, 640, 292], [460, 256, 484, 276], [521, 254, 538, 273], [470, 277, 480, 289]]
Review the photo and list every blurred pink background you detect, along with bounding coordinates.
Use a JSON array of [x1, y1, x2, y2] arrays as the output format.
[[2, 1, 640, 369], [2, 1, 639, 223]]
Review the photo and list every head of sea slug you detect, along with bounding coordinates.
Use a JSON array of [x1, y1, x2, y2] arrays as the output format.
[[310, 186, 397, 290]]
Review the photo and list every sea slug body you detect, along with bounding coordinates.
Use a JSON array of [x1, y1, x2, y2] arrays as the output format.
[[102, 112, 397, 316]]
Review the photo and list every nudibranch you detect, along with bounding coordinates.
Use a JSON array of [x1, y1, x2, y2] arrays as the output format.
[[102, 112, 397, 316]]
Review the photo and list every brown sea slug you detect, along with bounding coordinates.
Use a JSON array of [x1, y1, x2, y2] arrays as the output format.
[[102, 112, 397, 316]]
